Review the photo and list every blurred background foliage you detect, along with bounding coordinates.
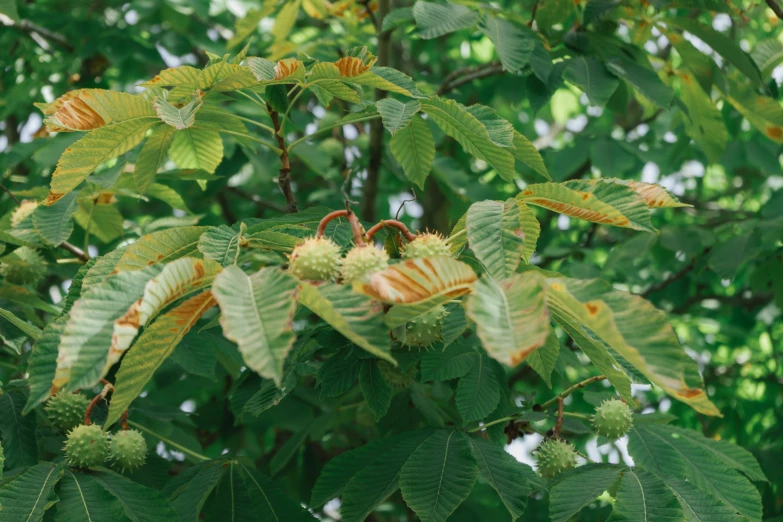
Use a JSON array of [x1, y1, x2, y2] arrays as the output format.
[[1, 0, 782, 519]]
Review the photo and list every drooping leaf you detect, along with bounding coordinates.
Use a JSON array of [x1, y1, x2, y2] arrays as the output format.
[[466, 199, 526, 280], [528, 328, 560, 388], [0, 307, 41, 340], [355, 256, 477, 304], [86, 468, 181, 522], [421, 97, 516, 182], [165, 460, 225, 521], [605, 56, 674, 109], [56, 469, 125, 522], [24, 316, 68, 413], [346, 67, 427, 98], [517, 181, 656, 233], [107, 290, 216, 426], [299, 283, 393, 362], [464, 274, 550, 367], [717, 75, 783, 144], [390, 114, 436, 189], [675, 69, 728, 163], [663, 477, 745, 522], [400, 430, 478, 522], [376, 99, 421, 135], [114, 226, 207, 271], [419, 338, 477, 382], [511, 131, 551, 180], [479, 15, 535, 73], [562, 57, 619, 107], [211, 266, 298, 386], [549, 464, 622, 522], [133, 125, 177, 193]]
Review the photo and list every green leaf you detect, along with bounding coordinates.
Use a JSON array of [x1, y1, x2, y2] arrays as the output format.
[[676, 69, 728, 162], [419, 339, 477, 382], [24, 316, 68, 413], [669, 18, 761, 85], [751, 39, 783, 80], [272, 0, 301, 43], [73, 199, 124, 244], [390, 114, 436, 190], [421, 97, 516, 182], [316, 347, 361, 398], [169, 127, 224, 173], [517, 181, 655, 233], [133, 125, 177, 193], [32, 191, 78, 246], [299, 283, 393, 362], [81, 246, 128, 291], [413, 1, 479, 39], [0, 0, 19, 22], [0, 307, 41, 340], [456, 354, 500, 422], [511, 131, 551, 180], [467, 436, 532, 520], [46, 119, 157, 205], [55, 470, 124, 522], [562, 57, 619, 107], [41, 89, 157, 132], [348, 67, 427, 98], [544, 277, 719, 415], [87, 468, 180, 522], [166, 461, 225, 521], [0, 388, 39, 468], [107, 290, 216, 426], [55, 266, 163, 392], [359, 359, 393, 420], [382, 7, 414, 31], [153, 91, 203, 129], [528, 328, 559, 388], [340, 429, 437, 522], [376, 99, 421, 135], [463, 104, 514, 148], [549, 464, 622, 522], [605, 56, 674, 108], [464, 274, 550, 367], [628, 423, 762, 521], [114, 226, 207, 271], [400, 430, 478, 522], [466, 199, 526, 280], [608, 469, 682, 521], [479, 15, 534, 73], [198, 225, 243, 265], [0, 463, 62, 522], [310, 437, 390, 508], [663, 477, 745, 522], [211, 266, 298, 385]]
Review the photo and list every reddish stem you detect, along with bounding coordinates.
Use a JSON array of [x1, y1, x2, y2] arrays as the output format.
[[554, 397, 564, 438], [121, 410, 130, 431], [316, 210, 366, 246], [84, 393, 102, 426], [365, 219, 418, 242]]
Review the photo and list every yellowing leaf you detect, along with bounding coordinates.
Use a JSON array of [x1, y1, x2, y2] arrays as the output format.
[[41, 89, 155, 132], [114, 226, 208, 272], [106, 290, 217, 426], [109, 257, 222, 375], [45, 119, 158, 205], [597, 179, 690, 208], [465, 274, 551, 367], [334, 56, 371, 77], [355, 257, 477, 304], [517, 181, 655, 233], [544, 278, 719, 416], [274, 58, 306, 81]]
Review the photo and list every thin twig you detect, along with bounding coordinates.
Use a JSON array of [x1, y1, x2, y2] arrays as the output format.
[[395, 190, 416, 220], [0, 182, 21, 206], [267, 103, 298, 213], [554, 397, 564, 438], [14, 20, 75, 51], [641, 247, 711, 298], [342, 169, 359, 209], [226, 186, 287, 213], [529, 0, 541, 27], [438, 61, 504, 95], [540, 375, 606, 410]]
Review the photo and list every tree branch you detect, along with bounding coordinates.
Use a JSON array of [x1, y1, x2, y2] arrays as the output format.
[[641, 248, 710, 298], [438, 61, 504, 95], [766, 0, 783, 19], [539, 375, 606, 410], [361, 0, 390, 222], [225, 186, 287, 213], [14, 20, 75, 52], [267, 104, 298, 213]]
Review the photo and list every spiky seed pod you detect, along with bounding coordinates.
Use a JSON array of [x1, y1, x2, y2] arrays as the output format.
[[287, 237, 342, 282], [592, 398, 633, 440], [109, 429, 148, 472], [341, 245, 389, 284], [45, 391, 90, 433], [0, 247, 46, 285], [401, 233, 451, 259], [64, 424, 109, 468], [402, 305, 448, 349], [378, 360, 416, 388], [535, 439, 578, 479]]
